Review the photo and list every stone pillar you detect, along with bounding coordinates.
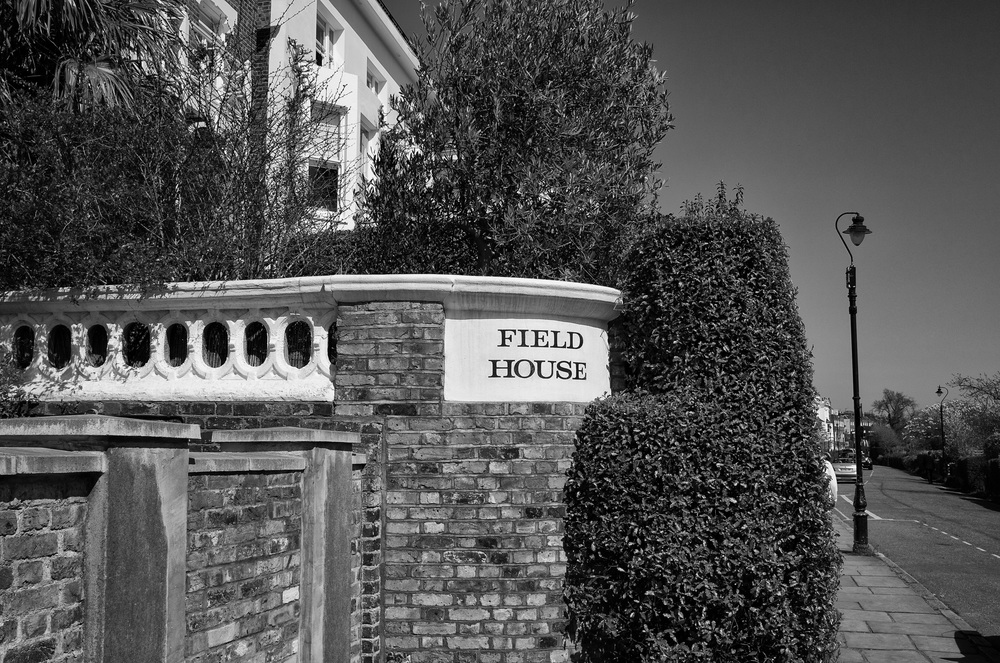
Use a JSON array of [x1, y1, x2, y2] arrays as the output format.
[[0, 414, 199, 663]]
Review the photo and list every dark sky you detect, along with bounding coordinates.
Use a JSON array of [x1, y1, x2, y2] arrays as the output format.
[[381, 0, 1000, 411]]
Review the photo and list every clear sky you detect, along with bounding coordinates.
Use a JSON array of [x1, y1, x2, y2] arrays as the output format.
[[380, 0, 1000, 411]]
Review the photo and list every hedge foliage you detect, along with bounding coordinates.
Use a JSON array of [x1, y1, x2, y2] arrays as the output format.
[[564, 192, 840, 661]]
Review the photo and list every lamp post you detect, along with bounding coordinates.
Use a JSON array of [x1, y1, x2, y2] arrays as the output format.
[[936, 385, 948, 451], [837, 211, 872, 553]]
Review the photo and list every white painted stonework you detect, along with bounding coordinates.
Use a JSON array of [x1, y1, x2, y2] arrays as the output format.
[[0, 275, 620, 403], [444, 314, 610, 402]]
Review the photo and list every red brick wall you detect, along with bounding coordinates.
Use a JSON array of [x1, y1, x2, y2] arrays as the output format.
[[0, 476, 91, 663], [185, 471, 303, 663]]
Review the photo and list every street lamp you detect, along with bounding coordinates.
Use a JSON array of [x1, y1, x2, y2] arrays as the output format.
[[837, 211, 872, 553], [936, 385, 948, 451]]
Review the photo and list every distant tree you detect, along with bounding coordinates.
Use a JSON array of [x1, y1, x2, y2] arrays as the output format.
[[953, 373, 1000, 405], [868, 423, 902, 460], [871, 389, 917, 437], [351, 0, 673, 286], [904, 400, 977, 457], [951, 373, 1000, 444]]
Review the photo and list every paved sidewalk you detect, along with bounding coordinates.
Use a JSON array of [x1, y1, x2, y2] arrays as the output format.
[[835, 514, 1000, 662]]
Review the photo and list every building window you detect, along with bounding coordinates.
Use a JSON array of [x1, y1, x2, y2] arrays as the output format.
[[312, 101, 342, 146], [87, 325, 108, 367], [123, 322, 151, 368], [13, 326, 34, 369], [309, 162, 339, 210], [315, 16, 341, 68], [189, 5, 225, 63], [366, 69, 383, 94], [47, 325, 72, 370], [360, 127, 372, 175], [166, 323, 188, 367]]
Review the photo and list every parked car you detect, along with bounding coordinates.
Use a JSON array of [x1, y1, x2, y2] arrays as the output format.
[[832, 455, 858, 483]]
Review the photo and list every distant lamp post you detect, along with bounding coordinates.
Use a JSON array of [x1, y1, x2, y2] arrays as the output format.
[[936, 385, 949, 451], [837, 211, 872, 553]]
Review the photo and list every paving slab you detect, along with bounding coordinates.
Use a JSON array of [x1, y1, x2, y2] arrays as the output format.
[[834, 515, 1000, 663]]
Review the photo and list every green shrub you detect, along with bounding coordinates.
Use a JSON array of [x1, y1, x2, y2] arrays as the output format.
[[565, 193, 840, 661], [615, 194, 813, 415], [565, 391, 840, 661]]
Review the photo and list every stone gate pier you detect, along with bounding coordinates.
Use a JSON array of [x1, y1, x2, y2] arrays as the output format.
[[0, 275, 620, 663]]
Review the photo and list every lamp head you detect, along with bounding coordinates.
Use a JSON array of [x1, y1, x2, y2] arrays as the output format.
[[936, 385, 943, 397], [842, 214, 872, 246]]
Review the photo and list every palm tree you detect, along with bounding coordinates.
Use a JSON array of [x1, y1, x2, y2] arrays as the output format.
[[0, 0, 184, 110]]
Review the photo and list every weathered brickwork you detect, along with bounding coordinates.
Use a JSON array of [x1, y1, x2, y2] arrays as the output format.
[[335, 302, 445, 663], [335, 301, 581, 663], [381, 403, 582, 663], [0, 476, 91, 663], [185, 471, 303, 663], [29, 400, 367, 663], [33, 400, 335, 437], [14, 290, 602, 663]]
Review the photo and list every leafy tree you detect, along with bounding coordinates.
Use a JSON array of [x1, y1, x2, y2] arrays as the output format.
[[0, 0, 183, 110], [0, 40, 358, 289], [904, 400, 974, 457], [871, 389, 917, 437], [868, 423, 903, 460], [351, 0, 673, 286]]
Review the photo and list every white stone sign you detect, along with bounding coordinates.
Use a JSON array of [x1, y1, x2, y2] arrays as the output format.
[[444, 313, 610, 402]]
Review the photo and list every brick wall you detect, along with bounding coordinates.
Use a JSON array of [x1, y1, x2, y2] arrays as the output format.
[[335, 301, 445, 663], [34, 401, 335, 435], [0, 476, 91, 663], [17, 292, 605, 663], [29, 403, 367, 663], [380, 403, 580, 663], [335, 301, 580, 663], [185, 471, 304, 663]]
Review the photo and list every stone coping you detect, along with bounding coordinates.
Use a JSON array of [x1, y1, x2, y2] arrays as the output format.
[[0, 274, 622, 321], [0, 414, 201, 442], [203, 426, 359, 448], [189, 451, 308, 473], [0, 446, 107, 475]]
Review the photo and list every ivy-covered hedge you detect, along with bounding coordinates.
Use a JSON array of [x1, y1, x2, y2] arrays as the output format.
[[564, 197, 840, 661]]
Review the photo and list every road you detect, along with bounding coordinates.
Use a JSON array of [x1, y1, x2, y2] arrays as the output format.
[[835, 465, 1000, 639]]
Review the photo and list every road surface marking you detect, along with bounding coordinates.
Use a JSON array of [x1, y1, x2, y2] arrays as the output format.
[[918, 522, 1000, 560], [837, 495, 883, 519]]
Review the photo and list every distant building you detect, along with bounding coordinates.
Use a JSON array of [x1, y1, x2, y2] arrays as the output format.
[[179, 0, 419, 227], [829, 407, 875, 455], [815, 395, 833, 451]]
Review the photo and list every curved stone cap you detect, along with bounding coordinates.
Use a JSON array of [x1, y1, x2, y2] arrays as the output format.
[[0, 274, 622, 322]]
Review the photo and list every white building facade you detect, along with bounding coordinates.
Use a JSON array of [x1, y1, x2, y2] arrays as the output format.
[[181, 0, 419, 228]]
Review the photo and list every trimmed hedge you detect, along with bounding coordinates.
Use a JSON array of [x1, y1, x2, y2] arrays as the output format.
[[565, 391, 840, 661], [564, 203, 840, 661]]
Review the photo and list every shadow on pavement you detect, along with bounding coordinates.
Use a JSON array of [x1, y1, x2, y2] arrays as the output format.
[[956, 494, 1000, 514], [945, 631, 1000, 662]]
